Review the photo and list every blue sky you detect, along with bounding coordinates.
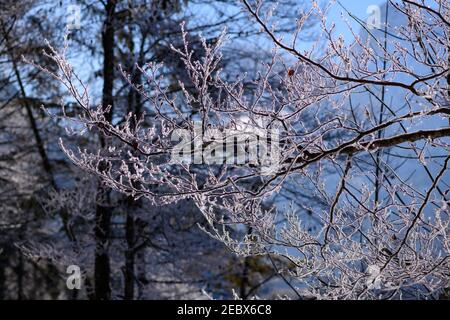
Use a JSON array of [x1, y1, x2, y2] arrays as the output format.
[[61, 0, 392, 102]]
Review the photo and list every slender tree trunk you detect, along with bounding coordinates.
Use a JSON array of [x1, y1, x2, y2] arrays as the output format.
[[0, 23, 55, 188], [240, 227, 253, 299], [124, 207, 135, 300], [94, 0, 116, 300], [16, 250, 24, 300], [123, 44, 144, 299], [240, 257, 250, 299], [0, 247, 7, 300], [374, 3, 390, 208]]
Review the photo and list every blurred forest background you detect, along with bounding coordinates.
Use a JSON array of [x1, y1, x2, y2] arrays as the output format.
[[0, 0, 319, 299]]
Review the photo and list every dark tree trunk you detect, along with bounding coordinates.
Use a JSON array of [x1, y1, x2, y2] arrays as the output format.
[[124, 208, 135, 300], [240, 227, 253, 299], [0, 23, 55, 188], [0, 247, 7, 300], [123, 42, 144, 299], [16, 251, 24, 300], [94, 0, 116, 300], [240, 257, 250, 300]]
